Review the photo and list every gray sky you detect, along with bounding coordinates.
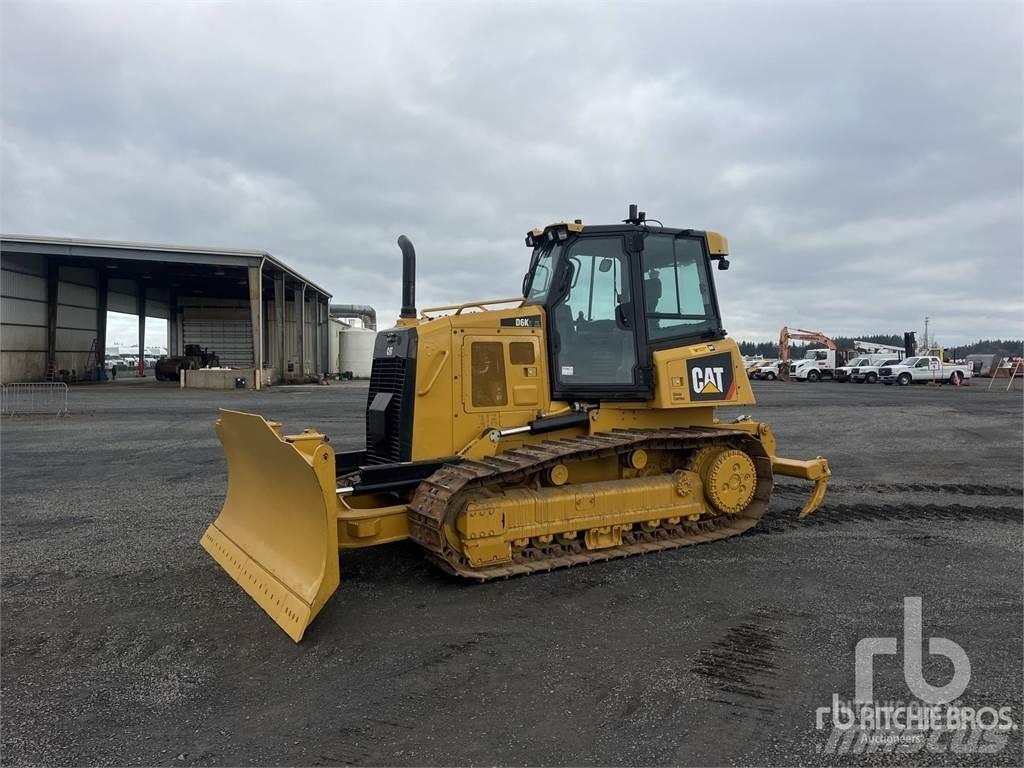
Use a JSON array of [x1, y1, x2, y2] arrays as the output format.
[[2, 1, 1021, 346]]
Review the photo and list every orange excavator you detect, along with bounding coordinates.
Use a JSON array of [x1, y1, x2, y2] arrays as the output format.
[[778, 327, 838, 381]]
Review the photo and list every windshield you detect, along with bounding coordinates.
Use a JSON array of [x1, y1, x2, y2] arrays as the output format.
[[900, 357, 919, 367], [803, 349, 828, 360], [524, 243, 560, 303], [847, 357, 867, 367]]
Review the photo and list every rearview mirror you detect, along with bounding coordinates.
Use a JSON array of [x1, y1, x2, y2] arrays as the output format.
[[598, 258, 613, 273]]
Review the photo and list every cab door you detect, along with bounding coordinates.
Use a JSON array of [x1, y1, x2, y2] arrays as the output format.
[[546, 234, 648, 401]]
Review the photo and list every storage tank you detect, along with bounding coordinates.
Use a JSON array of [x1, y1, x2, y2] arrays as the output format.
[[334, 326, 375, 379]]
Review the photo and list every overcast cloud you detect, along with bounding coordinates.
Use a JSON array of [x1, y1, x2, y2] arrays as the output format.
[[2, 1, 1021, 346]]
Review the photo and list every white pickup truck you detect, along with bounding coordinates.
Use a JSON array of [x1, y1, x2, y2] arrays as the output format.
[[835, 354, 899, 383], [880, 356, 973, 386], [751, 360, 784, 380], [850, 356, 904, 384]]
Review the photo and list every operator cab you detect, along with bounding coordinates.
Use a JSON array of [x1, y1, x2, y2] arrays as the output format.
[[523, 207, 729, 401]]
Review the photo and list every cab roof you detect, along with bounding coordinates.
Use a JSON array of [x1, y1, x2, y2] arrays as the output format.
[[525, 221, 728, 256]]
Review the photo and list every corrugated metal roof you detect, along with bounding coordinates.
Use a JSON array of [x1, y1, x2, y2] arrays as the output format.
[[0, 234, 331, 297]]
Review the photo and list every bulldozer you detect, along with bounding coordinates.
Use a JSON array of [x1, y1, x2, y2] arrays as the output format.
[[202, 205, 831, 641]]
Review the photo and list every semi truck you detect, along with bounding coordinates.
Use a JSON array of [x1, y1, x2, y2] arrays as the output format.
[[788, 348, 841, 381]]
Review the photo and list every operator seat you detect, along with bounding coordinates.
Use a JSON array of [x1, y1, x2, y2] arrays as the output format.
[[644, 273, 663, 335]]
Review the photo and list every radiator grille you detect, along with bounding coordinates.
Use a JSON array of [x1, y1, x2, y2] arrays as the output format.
[[365, 356, 408, 463]]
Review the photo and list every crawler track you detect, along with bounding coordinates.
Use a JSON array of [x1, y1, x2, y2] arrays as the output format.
[[408, 427, 773, 580]]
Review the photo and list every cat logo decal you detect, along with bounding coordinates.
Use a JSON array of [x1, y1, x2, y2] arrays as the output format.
[[686, 352, 736, 401]]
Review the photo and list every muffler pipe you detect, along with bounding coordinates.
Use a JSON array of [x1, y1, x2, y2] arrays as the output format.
[[398, 235, 416, 319]]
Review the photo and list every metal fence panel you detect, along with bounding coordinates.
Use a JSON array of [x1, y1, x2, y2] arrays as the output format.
[[1, 382, 69, 416]]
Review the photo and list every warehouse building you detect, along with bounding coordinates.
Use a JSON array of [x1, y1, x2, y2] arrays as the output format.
[[0, 235, 332, 387]]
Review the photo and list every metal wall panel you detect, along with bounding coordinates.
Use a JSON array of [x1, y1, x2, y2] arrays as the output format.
[[182, 304, 254, 368], [57, 304, 95, 330], [0, 260, 104, 379], [1, 260, 49, 382], [53, 269, 99, 374], [1, 297, 47, 326], [59, 266, 98, 287], [1, 351, 46, 381], [1, 269, 47, 300], [147, 300, 169, 320], [56, 328, 96, 352], [101, 280, 168, 320], [108, 278, 136, 294], [1, 324, 46, 351], [270, 297, 317, 374], [107, 291, 136, 315], [0, 252, 47, 276], [57, 281, 97, 308]]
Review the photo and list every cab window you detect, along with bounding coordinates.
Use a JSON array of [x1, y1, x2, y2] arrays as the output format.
[[550, 236, 637, 386], [640, 235, 717, 341]]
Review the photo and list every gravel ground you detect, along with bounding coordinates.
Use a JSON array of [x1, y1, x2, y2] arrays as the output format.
[[1, 377, 1021, 766]]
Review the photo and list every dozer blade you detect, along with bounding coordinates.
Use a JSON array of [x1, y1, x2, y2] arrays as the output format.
[[771, 455, 832, 518], [201, 409, 340, 642]]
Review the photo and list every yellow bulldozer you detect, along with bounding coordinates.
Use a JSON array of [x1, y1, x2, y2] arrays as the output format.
[[202, 205, 831, 641]]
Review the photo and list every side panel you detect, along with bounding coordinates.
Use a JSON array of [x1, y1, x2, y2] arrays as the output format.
[[452, 306, 551, 450], [409, 305, 554, 460], [650, 338, 755, 408], [459, 335, 544, 413], [410, 318, 453, 461]]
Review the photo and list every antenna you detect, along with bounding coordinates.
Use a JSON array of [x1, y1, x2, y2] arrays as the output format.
[[622, 203, 646, 225]]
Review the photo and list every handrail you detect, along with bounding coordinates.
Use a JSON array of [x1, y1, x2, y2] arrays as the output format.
[[419, 297, 525, 318], [417, 349, 450, 396]]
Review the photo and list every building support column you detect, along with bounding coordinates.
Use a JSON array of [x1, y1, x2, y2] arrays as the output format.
[[274, 272, 286, 383], [320, 297, 330, 375], [312, 296, 321, 378], [167, 290, 179, 357], [136, 280, 146, 376], [96, 271, 108, 379], [46, 258, 58, 376], [248, 263, 263, 390], [296, 283, 306, 379]]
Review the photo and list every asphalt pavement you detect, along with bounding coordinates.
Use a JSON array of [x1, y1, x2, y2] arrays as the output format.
[[1, 378, 1021, 766]]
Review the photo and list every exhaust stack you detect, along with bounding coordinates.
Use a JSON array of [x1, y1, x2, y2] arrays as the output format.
[[398, 235, 416, 319]]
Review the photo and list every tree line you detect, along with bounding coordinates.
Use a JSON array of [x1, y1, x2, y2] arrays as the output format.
[[737, 336, 1023, 359]]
